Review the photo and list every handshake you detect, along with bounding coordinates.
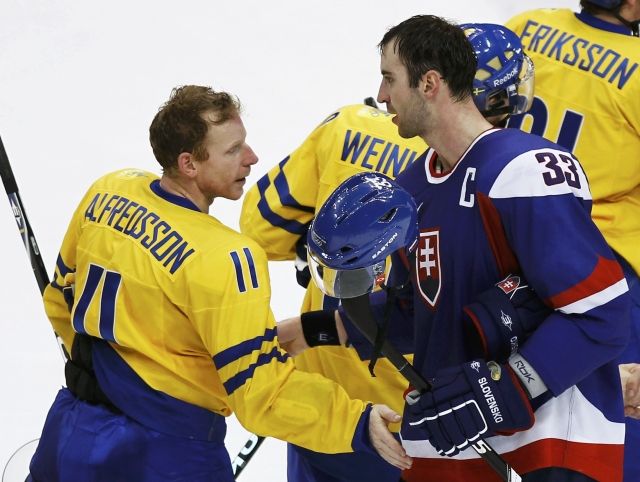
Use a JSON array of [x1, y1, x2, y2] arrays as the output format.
[[404, 275, 550, 457]]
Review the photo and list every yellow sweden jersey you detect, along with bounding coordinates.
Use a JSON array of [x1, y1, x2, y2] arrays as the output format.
[[240, 105, 427, 423], [506, 9, 640, 274], [43, 168, 369, 453]]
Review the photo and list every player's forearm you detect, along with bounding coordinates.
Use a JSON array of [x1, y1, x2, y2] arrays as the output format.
[[231, 362, 370, 454], [519, 302, 629, 397]]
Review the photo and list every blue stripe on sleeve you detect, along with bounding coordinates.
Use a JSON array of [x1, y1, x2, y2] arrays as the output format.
[[50, 278, 64, 292], [222, 346, 290, 396], [273, 157, 315, 214], [255, 157, 314, 235], [229, 251, 246, 293], [56, 254, 74, 277], [243, 247, 259, 289], [213, 327, 278, 369], [99, 270, 121, 342], [72, 264, 103, 334]]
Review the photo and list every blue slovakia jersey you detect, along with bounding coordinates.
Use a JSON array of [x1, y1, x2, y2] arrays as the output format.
[[391, 128, 630, 482]]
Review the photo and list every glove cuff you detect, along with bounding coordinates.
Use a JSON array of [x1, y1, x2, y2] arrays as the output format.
[[462, 275, 551, 363], [463, 288, 520, 361]]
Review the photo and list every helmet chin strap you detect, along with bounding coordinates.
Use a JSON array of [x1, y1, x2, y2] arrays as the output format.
[[623, 17, 640, 36]]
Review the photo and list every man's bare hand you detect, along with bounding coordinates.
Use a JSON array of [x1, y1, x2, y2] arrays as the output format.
[[368, 404, 412, 470], [620, 363, 640, 419], [276, 316, 309, 356]]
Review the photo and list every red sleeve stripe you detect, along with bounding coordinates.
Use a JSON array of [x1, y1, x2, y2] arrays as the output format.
[[549, 256, 627, 313], [477, 193, 519, 277]]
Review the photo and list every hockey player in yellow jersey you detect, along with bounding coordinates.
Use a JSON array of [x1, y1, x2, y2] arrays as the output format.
[[506, 3, 640, 480], [241, 102, 425, 482], [26, 85, 412, 482], [240, 23, 535, 482]]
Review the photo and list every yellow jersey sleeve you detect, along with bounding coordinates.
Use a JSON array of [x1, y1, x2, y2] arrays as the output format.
[[186, 238, 369, 452]]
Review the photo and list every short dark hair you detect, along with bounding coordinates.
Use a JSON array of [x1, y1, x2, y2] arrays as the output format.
[[378, 15, 476, 102], [149, 85, 241, 172]]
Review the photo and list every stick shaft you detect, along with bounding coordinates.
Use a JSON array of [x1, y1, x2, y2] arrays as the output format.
[[0, 135, 68, 360]]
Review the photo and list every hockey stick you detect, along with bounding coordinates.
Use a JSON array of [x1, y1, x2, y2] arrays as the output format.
[[0, 135, 68, 361], [0, 137, 50, 295], [231, 434, 266, 478], [341, 295, 522, 482]]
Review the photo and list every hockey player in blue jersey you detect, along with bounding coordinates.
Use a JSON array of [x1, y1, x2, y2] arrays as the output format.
[[296, 14, 630, 482], [249, 23, 535, 482]]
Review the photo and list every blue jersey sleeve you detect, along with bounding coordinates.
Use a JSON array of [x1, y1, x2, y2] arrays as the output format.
[[488, 147, 630, 395]]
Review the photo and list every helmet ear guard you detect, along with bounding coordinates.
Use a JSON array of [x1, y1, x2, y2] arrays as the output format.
[[307, 172, 418, 298], [462, 23, 535, 118]]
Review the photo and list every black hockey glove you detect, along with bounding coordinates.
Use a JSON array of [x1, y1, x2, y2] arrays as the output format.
[[463, 274, 551, 363]]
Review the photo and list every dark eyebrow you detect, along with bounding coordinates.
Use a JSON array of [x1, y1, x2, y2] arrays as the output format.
[[381, 69, 393, 76]]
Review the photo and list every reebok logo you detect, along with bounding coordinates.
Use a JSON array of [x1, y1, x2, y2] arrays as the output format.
[[492, 66, 518, 87], [514, 359, 535, 384]]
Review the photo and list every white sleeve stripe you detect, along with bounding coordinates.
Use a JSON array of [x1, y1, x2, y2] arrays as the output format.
[[489, 148, 592, 201], [558, 278, 629, 314]]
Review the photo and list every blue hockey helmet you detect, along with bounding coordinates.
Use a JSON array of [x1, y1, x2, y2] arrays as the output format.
[[462, 23, 535, 118], [307, 172, 418, 298]]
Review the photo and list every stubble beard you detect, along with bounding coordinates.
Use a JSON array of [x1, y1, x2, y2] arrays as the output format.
[[397, 100, 427, 139]]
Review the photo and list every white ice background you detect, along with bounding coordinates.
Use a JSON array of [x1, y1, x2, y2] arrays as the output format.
[[0, 1, 576, 480]]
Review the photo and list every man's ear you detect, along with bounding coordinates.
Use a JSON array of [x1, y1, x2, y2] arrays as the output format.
[[176, 152, 197, 178], [420, 70, 442, 98]]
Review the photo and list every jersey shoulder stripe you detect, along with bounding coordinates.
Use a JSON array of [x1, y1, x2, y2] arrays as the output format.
[[489, 147, 591, 200]]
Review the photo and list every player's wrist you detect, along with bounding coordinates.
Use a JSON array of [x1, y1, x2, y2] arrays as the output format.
[[301, 310, 341, 347], [507, 353, 548, 399]]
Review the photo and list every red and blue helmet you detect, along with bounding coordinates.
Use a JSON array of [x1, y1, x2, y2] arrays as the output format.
[[462, 23, 535, 118], [307, 172, 418, 298]]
